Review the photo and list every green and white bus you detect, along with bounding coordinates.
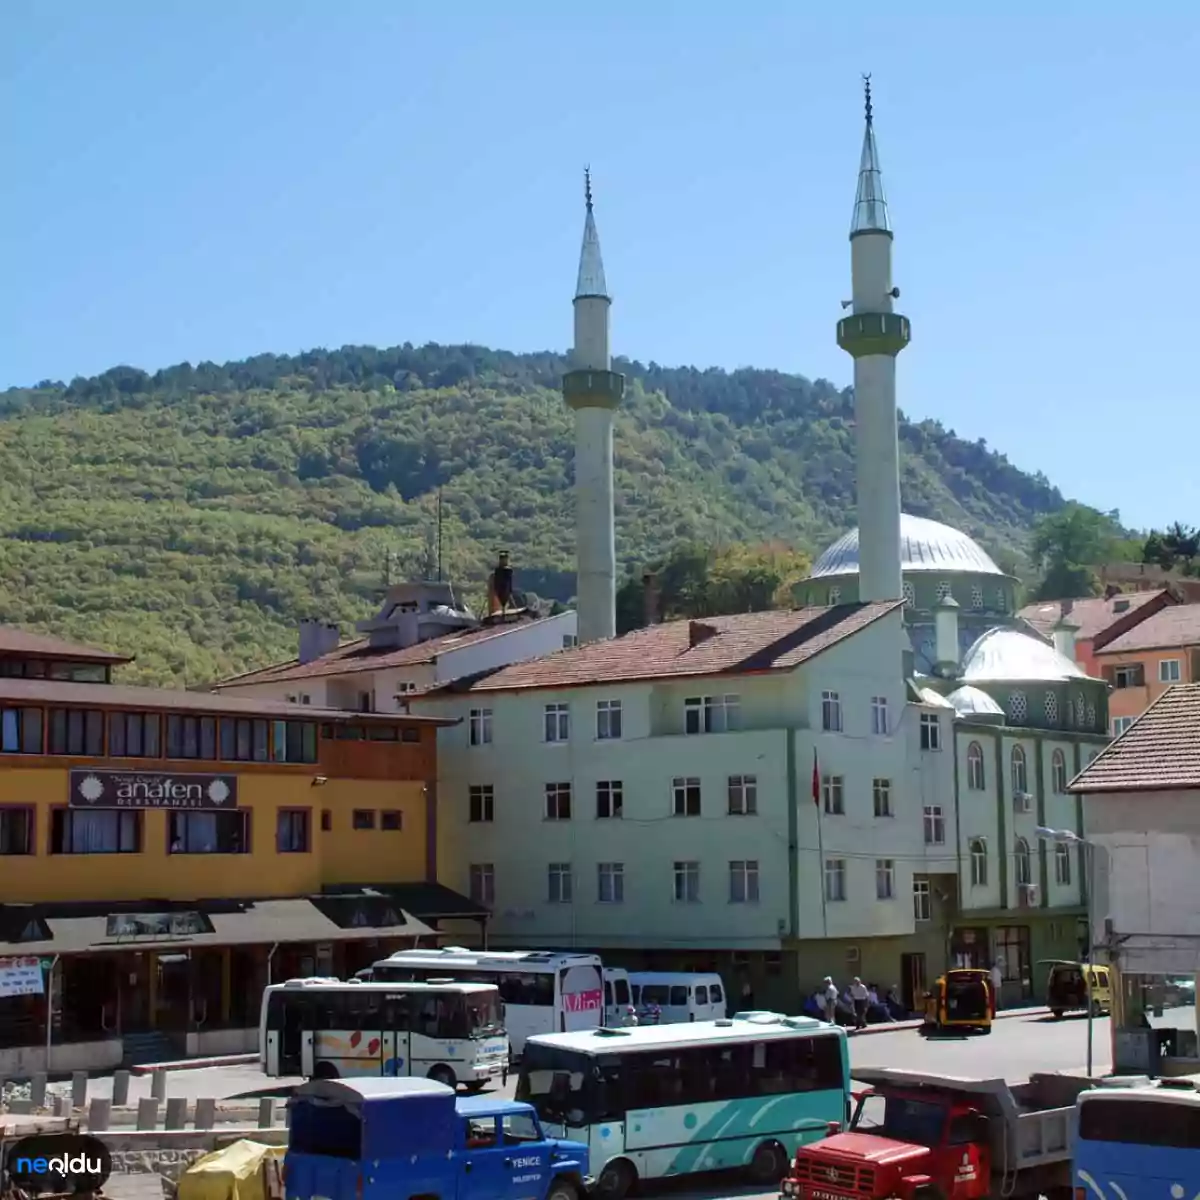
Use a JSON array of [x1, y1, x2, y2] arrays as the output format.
[[515, 1013, 849, 1199]]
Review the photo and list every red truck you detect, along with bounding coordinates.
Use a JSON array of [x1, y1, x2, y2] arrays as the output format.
[[780, 1067, 1093, 1200]]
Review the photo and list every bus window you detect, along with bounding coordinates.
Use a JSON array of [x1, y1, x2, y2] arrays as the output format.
[[465, 991, 503, 1037], [1080, 1098, 1200, 1147], [641, 985, 669, 1004], [604, 982, 613, 1007], [614, 979, 630, 1005], [710, 983, 723, 1005], [670, 986, 688, 1006], [695, 985, 709, 1004]]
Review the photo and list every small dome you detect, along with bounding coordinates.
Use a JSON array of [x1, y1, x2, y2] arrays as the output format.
[[961, 627, 1087, 683], [947, 685, 1006, 717], [918, 687, 955, 709], [810, 514, 1006, 580]]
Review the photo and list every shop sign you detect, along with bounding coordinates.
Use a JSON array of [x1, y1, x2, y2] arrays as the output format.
[[68, 769, 238, 810], [0, 955, 45, 998]]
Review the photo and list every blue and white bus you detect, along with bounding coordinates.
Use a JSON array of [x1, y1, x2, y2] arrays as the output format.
[[515, 1013, 849, 1199], [1074, 1081, 1200, 1200]]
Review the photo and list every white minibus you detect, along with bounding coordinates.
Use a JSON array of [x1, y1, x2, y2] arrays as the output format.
[[629, 971, 727, 1022]]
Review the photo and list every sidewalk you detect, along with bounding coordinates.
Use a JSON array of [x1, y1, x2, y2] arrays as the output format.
[[848, 1002, 1048, 1036]]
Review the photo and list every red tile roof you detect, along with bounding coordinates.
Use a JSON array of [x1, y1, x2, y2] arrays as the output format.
[[423, 602, 903, 695], [1070, 683, 1200, 792], [0, 626, 131, 665], [213, 616, 545, 688], [1017, 591, 1168, 642], [1095, 603, 1200, 656]]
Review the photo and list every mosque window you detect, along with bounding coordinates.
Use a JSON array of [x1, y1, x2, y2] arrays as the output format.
[[1051, 749, 1067, 794], [1043, 691, 1059, 725], [1007, 692, 1028, 724], [971, 584, 984, 610], [969, 838, 988, 887], [902, 581, 915, 608], [1011, 745, 1029, 794], [1014, 837, 1033, 887], [1086, 702, 1096, 729], [828, 586, 841, 605], [1075, 695, 1086, 727], [966, 742, 985, 790], [936, 581, 952, 602]]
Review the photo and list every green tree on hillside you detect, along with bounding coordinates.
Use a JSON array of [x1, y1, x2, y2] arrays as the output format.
[[1029, 504, 1132, 601]]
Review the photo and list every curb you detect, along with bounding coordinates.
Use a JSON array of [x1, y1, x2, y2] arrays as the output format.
[[847, 1006, 1049, 1036], [129, 1053, 259, 1075]]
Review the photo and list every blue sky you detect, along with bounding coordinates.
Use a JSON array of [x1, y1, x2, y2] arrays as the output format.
[[3, 2, 1196, 530]]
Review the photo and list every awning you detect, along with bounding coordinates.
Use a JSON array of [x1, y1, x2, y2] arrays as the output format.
[[0, 899, 435, 957], [319, 882, 489, 922]]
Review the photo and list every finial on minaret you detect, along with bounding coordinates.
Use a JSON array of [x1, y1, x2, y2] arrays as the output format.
[[575, 166, 608, 299], [585, 165, 593, 213], [850, 73, 891, 237], [863, 73, 873, 124]]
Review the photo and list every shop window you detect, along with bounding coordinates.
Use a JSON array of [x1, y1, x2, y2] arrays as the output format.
[[51, 808, 141, 854], [168, 810, 249, 854]]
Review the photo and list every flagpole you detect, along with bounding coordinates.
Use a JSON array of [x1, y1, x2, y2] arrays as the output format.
[[814, 748, 828, 939]]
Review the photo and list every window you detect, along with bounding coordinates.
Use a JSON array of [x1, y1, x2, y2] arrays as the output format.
[[995, 588, 1008, 613], [469, 864, 495, 907], [1044, 691, 1059, 724], [271, 720, 318, 763], [969, 838, 988, 887], [596, 780, 623, 819], [828, 586, 841, 605], [381, 810, 403, 830], [352, 809, 375, 829], [394, 681, 416, 695], [1051, 749, 1067, 793], [0, 707, 43, 754], [1014, 837, 1032, 886], [220, 718, 270, 762], [1086, 702, 1096, 728], [966, 741, 985, 790], [543, 703, 569, 743], [672, 777, 701, 817], [1159, 658, 1182, 683], [598, 862, 624, 904], [320, 809, 331, 832], [1006, 692, 1028, 723], [923, 804, 945, 846], [971, 584, 984, 610], [673, 861, 700, 903], [165, 715, 217, 760], [547, 863, 573, 904], [913, 879, 931, 922], [169, 811, 248, 854], [821, 774, 844, 815], [48, 708, 104, 756], [824, 858, 846, 902], [684, 694, 740, 734], [51, 809, 140, 854], [821, 691, 843, 732], [596, 699, 622, 740], [276, 809, 309, 852], [727, 775, 758, 815], [729, 860, 759, 903], [919, 713, 941, 750], [903, 581, 915, 607], [1054, 842, 1072, 886], [872, 778, 892, 818], [469, 785, 495, 823], [1113, 663, 1144, 688], [870, 696, 888, 735], [1011, 744, 1028, 795], [1075, 695, 1086, 726], [1112, 716, 1134, 736], [0, 806, 34, 855], [468, 708, 493, 746], [562, 634, 579, 650], [875, 859, 895, 900], [545, 782, 572, 820], [108, 711, 161, 758], [1077, 1096, 1200, 1147]]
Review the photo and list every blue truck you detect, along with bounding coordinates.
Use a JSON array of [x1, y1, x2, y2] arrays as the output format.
[[284, 1076, 591, 1200]]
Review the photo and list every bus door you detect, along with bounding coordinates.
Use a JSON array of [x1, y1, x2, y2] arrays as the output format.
[[300, 1026, 316, 1077], [276, 994, 309, 1076], [379, 994, 411, 1077]]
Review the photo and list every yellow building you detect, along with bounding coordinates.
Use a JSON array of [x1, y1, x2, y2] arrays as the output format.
[[0, 627, 480, 1074]]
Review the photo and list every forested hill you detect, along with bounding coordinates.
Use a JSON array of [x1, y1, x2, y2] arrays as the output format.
[[0, 343, 1065, 685]]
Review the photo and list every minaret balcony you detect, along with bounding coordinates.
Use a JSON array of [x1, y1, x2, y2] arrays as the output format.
[[562, 369, 626, 411], [837, 311, 911, 359]]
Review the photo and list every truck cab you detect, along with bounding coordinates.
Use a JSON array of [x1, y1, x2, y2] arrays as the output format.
[[284, 1076, 591, 1200]]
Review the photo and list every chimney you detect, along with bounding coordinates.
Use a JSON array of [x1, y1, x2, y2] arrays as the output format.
[[394, 612, 421, 649], [643, 571, 661, 627], [688, 620, 718, 649], [1052, 616, 1077, 662], [298, 619, 340, 665], [934, 595, 960, 678]]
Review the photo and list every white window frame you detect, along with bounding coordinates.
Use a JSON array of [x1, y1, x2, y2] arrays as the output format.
[[920, 713, 941, 751], [547, 862, 573, 904], [824, 858, 846, 902], [596, 699, 623, 740], [969, 839, 988, 887], [595, 780, 623, 820], [1054, 842, 1072, 886], [673, 860, 700, 904], [1112, 716, 1134, 736], [729, 860, 760, 904], [597, 862, 624, 904], [821, 690, 843, 733], [543, 703, 570, 743], [1051, 749, 1067, 794], [872, 778, 893, 818], [468, 707, 493, 747], [671, 776, 701, 817], [822, 774, 844, 816], [467, 784, 494, 824], [913, 879, 932, 922], [684, 694, 741, 734], [870, 695, 889, 735], [469, 863, 494, 907], [923, 804, 945, 846], [1159, 658, 1182, 683], [875, 858, 895, 900], [544, 782, 572, 821], [727, 774, 758, 815], [966, 741, 985, 790], [1011, 745, 1028, 795], [1014, 838, 1033, 886]]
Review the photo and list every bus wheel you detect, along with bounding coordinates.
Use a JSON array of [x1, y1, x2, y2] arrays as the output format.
[[595, 1159, 636, 1200], [747, 1140, 788, 1185], [312, 1062, 339, 1080], [545, 1180, 578, 1200], [426, 1065, 457, 1088]]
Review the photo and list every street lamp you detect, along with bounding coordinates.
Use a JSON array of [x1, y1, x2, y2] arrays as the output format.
[[1036, 825, 1097, 1076]]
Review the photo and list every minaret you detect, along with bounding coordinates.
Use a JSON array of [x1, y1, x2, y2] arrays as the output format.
[[837, 77, 910, 603], [563, 169, 624, 643]]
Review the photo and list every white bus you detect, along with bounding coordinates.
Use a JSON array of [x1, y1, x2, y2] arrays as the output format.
[[363, 947, 604, 1056], [516, 1014, 850, 1199], [260, 978, 509, 1089], [628, 971, 727, 1023]]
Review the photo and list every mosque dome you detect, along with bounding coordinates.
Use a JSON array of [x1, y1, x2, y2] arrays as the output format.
[[809, 514, 1006, 580], [960, 627, 1087, 683], [946, 685, 1006, 718], [918, 687, 956, 709]]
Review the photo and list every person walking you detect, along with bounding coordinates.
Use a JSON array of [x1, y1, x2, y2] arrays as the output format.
[[822, 976, 839, 1025], [849, 977, 870, 1029], [990, 961, 1004, 1014]]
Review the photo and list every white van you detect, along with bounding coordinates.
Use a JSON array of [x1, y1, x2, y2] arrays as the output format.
[[629, 971, 727, 1023], [602, 967, 633, 1026]]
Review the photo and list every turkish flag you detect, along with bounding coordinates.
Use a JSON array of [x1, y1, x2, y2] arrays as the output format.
[[812, 749, 820, 807]]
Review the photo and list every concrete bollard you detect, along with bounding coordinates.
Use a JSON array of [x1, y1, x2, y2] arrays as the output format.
[[111, 1070, 130, 1107], [258, 1097, 276, 1127], [30, 1073, 47, 1108], [194, 1097, 216, 1130], [71, 1071, 88, 1109], [150, 1069, 168, 1101], [165, 1097, 188, 1129], [136, 1097, 159, 1131], [88, 1098, 112, 1132]]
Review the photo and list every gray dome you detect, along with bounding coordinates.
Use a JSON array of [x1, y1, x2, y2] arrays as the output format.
[[961, 627, 1087, 683], [947, 685, 1006, 717], [810, 514, 1006, 580], [918, 687, 955, 709]]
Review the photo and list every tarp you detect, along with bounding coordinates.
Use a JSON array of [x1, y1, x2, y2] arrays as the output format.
[[177, 1140, 285, 1200]]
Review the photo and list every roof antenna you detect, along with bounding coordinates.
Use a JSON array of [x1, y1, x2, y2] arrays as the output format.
[[863, 73, 873, 124]]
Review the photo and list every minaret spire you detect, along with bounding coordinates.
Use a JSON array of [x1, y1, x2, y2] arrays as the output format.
[[851, 73, 891, 237], [575, 166, 609, 299]]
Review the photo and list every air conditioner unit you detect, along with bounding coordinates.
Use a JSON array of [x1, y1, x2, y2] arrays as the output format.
[[1018, 883, 1040, 909], [845, 946, 861, 965], [1013, 792, 1033, 814]]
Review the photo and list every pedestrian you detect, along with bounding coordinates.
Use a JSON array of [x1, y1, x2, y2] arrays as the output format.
[[822, 976, 839, 1025], [741, 979, 755, 1012], [990, 961, 1004, 1012], [849, 977, 870, 1029]]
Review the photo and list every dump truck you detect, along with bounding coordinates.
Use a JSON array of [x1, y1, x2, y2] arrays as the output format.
[[780, 1067, 1094, 1200]]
